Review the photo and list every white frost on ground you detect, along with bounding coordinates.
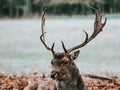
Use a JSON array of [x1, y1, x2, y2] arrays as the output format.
[[0, 17, 120, 75]]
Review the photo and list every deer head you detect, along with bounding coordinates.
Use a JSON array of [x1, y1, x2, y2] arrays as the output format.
[[40, 7, 107, 80]]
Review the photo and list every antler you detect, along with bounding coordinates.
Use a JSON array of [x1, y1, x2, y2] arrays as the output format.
[[62, 8, 107, 53], [40, 8, 55, 54]]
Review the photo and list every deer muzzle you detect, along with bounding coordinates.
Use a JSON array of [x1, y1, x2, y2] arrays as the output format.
[[50, 71, 59, 79]]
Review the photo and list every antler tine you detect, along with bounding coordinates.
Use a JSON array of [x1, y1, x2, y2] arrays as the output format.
[[40, 32, 55, 53], [87, 7, 107, 42], [40, 7, 55, 54], [41, 7, 46, 41], [61, 41, 68, 53], [66, 7, 107, 53]]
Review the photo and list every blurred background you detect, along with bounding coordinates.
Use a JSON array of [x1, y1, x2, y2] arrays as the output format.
[[0, 0, 120, 17], [0, 0, 120, 75]]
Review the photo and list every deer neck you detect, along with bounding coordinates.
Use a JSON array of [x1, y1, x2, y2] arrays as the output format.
[[55, 62, 86, 90]]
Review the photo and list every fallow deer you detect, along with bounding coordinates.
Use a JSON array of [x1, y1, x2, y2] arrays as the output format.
[[40, 8, 107, 90]]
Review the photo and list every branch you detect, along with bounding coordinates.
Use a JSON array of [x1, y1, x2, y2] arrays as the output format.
[[82, 74, 120, 86], [83, 74, 112, 81]]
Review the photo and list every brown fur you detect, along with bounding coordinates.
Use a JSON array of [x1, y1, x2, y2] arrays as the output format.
[[40, 7, 106, 90], [50, 52, 86, 90]]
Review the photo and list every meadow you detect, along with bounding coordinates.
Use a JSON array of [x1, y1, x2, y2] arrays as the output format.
[[0, 16, 120, 75]]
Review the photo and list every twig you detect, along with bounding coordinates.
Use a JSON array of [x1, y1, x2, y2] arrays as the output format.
[[83, 74, 112, 81]]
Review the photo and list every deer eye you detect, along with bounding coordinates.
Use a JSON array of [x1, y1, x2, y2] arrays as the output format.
[[62, 61, 69, 65]]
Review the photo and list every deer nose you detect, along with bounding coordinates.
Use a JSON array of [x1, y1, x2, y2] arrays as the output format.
[[50, 71, 59, 79]]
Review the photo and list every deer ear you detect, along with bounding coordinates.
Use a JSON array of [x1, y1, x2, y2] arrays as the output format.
[[70, 50, 80, 60]]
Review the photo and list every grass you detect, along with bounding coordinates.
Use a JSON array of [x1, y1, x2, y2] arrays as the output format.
[[0, 15, 120, 75]]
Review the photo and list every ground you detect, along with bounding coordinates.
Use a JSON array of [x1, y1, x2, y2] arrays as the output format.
[[0, 16, 120, 89], [0, 17, 120, 74], [0, 72, 120, 90]]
